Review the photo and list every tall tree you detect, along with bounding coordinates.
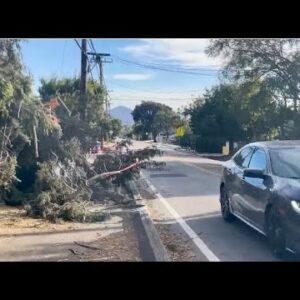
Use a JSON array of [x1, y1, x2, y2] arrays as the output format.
[[153, 109, 180, 138], [39, 77, 105, 123], [132, 101, 174, 141], [185, 82, 280, 153], [0, 39, 58, 202], [206, 39, 300, 111], [39, 77, 121, 148]]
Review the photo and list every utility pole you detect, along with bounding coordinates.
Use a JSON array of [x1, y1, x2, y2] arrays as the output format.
[[79, 39, 88, 121], [99, 58, 104, 86], [87, 51, 112, 146], [107, 90, 113, 116], [87, 52, 112, 115], [99, 60, 109, 116]]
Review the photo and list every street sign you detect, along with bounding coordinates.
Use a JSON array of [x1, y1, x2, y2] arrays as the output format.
[[176, 126, 185, 137]]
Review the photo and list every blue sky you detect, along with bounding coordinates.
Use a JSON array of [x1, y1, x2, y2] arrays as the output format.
[[21, 39, 223, 110]]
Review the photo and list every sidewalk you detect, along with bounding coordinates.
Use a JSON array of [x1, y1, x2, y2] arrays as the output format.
[[0, 204, 145, 261]]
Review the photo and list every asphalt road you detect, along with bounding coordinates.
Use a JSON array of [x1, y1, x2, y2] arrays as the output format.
[[134, 141, 298, 261]]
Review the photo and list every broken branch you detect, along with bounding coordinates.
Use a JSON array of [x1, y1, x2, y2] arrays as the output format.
[[87, 161, 141, 184]]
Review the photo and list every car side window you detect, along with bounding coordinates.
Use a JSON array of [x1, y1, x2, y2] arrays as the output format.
[[248, 148, 267, 171], [233, 147, 253, 168]]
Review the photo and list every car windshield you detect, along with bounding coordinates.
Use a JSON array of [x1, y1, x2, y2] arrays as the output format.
[[270, 148, 300, 179]]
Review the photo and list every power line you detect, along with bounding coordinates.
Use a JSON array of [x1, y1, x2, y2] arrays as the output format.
[[111, 82, 203, 95], [137, 61, 220, 72], [74, 39, 85, 54], [75, 39, 98, 81], [110, 98, 193, 101], [87, 40, 112, 115], [113, 56, 219, 76], [89, 39, 97, 53], [75, 40, 203, 110], [110, 94, 194, 101], [121, 58, 220, 72], [113, 55, 253, 77], [88, 39, 101, 80]]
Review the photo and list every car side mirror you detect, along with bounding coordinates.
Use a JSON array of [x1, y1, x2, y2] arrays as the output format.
[[243, 168, 265, 178]]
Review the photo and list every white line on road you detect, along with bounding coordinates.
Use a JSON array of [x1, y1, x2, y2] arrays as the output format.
[[141, 172, 220, 262], [182, 162, 222, 178], [156, 143, 222, 177]]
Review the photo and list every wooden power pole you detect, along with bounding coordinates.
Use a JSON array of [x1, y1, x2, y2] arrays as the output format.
[[87, 51, 111, 115], [79, 39, 88, 121]]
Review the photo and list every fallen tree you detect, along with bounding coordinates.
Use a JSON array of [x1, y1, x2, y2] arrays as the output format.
[[0, 40, 164, 223], [23, 145, 163, 222]]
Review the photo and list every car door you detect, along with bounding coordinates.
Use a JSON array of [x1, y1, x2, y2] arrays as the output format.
[[228, 146, 254, 216], [242, 147, 270, 230]]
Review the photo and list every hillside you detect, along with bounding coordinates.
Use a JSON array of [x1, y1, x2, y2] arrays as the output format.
[[110, 106, 134, 126]]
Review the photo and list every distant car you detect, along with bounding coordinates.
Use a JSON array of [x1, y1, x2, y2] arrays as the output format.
[[90, 144, 101, 154], [220, 140, 300, 257], [168, 135, 176, 143]]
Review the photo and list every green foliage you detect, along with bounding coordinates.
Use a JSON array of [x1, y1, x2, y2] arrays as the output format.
[[93, 154, 123, 174], [63, 137, 82, 160], [38, 77, 119, 150], [26, 161, 92, 222], [0, 156, 17, 191], [0, 40, 124, 223], [0, 39, 45, 199], [153, 109, 180, 138], [132, 101, 176, 141], [0, 39, 23, 80], [39, 77, 105, 122], [185, 81, 283, 153], [91, 146, 162, 187], [0, 79, 13, 115], [206, 39, 300, 109], [187, 84, 244, 143], [108, 118, 122, 138], [3, 185, 28, 206]]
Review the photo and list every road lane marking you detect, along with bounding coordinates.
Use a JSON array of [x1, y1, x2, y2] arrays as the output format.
[[182, 162, 222, 178], [141, 172, 220, 262], [156, 144, 222, 177]]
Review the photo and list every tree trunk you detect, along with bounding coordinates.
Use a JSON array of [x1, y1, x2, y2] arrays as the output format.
[[293, 96, 297, 111], [101, 130, 104, 150], [284, 96, 287, 108], [33, 125, 39, 159], [152, 130, 157, 142]]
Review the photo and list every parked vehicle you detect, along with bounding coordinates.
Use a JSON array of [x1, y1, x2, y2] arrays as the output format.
[[220, 140, 300, 257], [168, 134, 176, 143], [90, 143, 101, 154]]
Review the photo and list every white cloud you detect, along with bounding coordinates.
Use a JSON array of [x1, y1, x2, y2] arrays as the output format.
[[122, 39, 223, 68], [113, 73, 153, 81]]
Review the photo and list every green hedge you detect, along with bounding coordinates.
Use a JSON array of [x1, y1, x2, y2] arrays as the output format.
[[179, 134, 226, 153]]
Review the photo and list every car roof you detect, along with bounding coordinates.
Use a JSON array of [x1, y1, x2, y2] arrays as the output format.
[[246, 140, 300, 150]]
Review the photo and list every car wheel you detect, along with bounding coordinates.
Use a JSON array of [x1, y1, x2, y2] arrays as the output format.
[[266, 207, 286, 258], [220, 186, 235, 222]]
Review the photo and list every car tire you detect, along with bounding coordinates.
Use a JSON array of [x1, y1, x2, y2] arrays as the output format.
[[266, 207, 286, 258], [220, 186, 235, 222]]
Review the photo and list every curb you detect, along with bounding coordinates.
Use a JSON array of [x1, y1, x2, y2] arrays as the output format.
[[126, 179, 170, 262]]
